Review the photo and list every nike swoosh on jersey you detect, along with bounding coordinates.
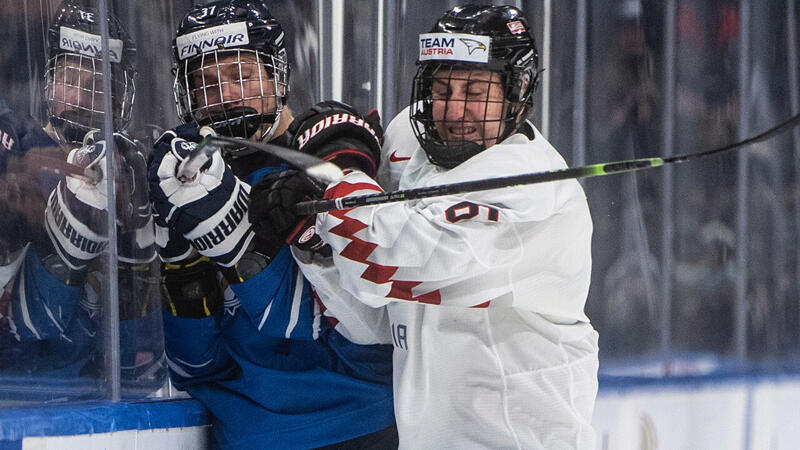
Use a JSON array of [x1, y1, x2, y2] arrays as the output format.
[[389, 150, 411, 162]]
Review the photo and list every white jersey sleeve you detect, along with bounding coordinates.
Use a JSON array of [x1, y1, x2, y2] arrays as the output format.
[[316, 117, 593, 322], [377, 108, 417, 190], [292, 248, 392, 345]]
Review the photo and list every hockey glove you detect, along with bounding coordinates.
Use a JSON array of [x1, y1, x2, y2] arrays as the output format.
[[44, 142, 110, 270], [249, 169, 329, 256], [148, 126, 253, 267], [287, 100, 382, 177], [112, 133, 151, 231]]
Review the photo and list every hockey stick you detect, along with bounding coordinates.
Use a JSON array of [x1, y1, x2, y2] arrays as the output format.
[[7, 148, 101, 183], [294, 111, 800, 215], [178, 128, 344, 184]]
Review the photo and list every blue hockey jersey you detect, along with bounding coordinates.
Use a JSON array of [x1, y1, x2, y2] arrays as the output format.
[[162, 166, 395, 449]]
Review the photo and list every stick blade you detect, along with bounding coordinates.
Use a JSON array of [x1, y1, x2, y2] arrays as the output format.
[[207, 135, 344, 183], [305, 161, 345, 184]]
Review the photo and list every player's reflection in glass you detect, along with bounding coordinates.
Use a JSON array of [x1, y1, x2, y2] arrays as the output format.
[[0, 1, 163, 399]]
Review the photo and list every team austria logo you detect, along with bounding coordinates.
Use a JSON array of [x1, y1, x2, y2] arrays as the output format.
[[418, 32, 491, 64]]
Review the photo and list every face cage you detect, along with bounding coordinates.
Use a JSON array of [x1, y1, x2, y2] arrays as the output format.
[[44, 53, 135, 145], [410, 63, 527, 169], [175, 49, 288, 144]]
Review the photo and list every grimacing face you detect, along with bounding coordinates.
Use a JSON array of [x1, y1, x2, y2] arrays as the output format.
[[189, 51, 277, 120], [430, 68, 508, 148]]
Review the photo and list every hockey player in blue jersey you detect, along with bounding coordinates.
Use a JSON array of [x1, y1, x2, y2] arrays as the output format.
[[0, 1, 163, 390], [0, 96, 100, 378], [147, 1, 396, 448]]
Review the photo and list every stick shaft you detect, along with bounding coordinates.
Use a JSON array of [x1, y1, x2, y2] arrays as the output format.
[[295, 158, 663, 214], [7, 149, 100, 183], [180, 134, 344, 184], [295, 110, 800, 215]]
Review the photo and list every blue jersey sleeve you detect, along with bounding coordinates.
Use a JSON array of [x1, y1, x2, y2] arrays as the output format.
[[163, 310, 236, 388], [227, 246, 321, 341], [8, 247, 85, 342], [0, 246, 99, 376]]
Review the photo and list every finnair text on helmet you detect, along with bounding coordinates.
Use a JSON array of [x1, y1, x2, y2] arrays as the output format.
[[59, 27, 123, 63], [178, 33, 246, 59], [176, 22, 251, 60], [61, 38, 120, 61]]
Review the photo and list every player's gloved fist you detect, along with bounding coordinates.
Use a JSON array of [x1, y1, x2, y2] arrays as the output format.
[[78, 130, 151, 231], [249, 169, 329, 256], [148, 127, 252, 267], [44, 142, 110, 270], [287, 101, 382, 177]]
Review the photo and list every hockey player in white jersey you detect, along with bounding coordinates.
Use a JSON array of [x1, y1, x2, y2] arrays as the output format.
[[252, 4, 599, 449]]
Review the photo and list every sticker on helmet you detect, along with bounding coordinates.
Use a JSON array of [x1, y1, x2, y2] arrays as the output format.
[[175, 22, 250, 61], [418, 33, 490, 63], [59, 26, 124, 63], [507, 21, 526, 35]]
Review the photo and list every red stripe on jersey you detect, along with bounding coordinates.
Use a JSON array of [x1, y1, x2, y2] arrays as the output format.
[[388, 280, 441, 305], [313, 291, 340, 328], [472, 301, 491, 308], [329, 218, 367, 238], [330, 223, 399, 283], [361, 264, 398, 284], [327, 199, 443, 304], [325, 181, 383, 200]]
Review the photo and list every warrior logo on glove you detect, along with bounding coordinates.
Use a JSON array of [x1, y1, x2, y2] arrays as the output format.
[[286, 101, 383, 177], [148, 125, 254, 267]]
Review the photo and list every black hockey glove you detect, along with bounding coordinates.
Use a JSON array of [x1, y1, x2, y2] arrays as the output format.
[[249, 169, 329, 256], [161, 253, 224, 318], [287, 100, 383, 177]]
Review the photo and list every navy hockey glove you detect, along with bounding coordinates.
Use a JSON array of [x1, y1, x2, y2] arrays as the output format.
[[44, 141, 111, 270], [111, 133, 151, 231], [148, 125, 253, 267], [249, 169, 329, 256], [287, 101, 382, 177]]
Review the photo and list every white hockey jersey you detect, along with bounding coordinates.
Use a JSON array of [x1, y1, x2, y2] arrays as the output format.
[[301, 107, 599, 449]]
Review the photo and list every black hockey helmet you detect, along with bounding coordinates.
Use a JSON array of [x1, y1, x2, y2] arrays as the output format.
[[410, 5, 539, 169], [173, 0, 289, 145], [44, 0, 137, 145]]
